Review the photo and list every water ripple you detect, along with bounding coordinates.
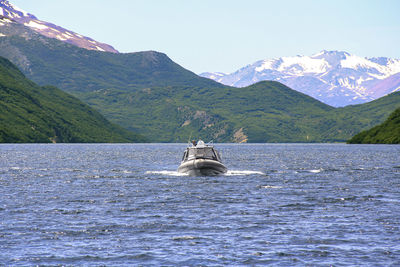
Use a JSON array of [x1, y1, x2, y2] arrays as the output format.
[[1, 143, 399, 266]]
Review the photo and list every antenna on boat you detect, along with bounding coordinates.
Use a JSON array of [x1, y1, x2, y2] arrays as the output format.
[[187, 132, 193, 146]]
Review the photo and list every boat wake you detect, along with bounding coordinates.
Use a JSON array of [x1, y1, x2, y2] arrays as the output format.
[[145, 170, 265, 176], [145, 170, 188, 176], [225, 170, 265, 176]]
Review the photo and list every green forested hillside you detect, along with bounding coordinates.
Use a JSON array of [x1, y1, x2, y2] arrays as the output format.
[[315, 91, 400, 141], [80, 80, 338, 142], [347, 107, 400, 144], [1, 19, 399, 143], [0, 21, 223, 94], [0, 56, 144, 143]]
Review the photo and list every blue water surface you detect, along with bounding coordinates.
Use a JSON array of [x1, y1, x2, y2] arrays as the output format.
[[0, 143, 399, 266]]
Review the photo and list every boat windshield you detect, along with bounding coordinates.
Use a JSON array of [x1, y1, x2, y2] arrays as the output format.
[[186, 147, 218, 160]]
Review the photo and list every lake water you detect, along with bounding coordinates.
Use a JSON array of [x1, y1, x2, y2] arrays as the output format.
[[0, 143, 399, 266]]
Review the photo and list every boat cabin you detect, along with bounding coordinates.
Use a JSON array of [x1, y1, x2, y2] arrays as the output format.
[[181, 140, 222, 162]]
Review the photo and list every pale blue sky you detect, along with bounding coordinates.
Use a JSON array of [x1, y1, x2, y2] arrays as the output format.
[[12, 0, 400, 74]]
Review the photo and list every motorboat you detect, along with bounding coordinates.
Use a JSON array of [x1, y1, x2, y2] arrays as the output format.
[[178, 140, 227, 176]]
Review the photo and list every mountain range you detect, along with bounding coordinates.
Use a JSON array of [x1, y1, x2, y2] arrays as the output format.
[[9, 0, 398, 109], [201, 51, 400, 107], [0, 0, 118, 53], [1, 1, 399, 143]]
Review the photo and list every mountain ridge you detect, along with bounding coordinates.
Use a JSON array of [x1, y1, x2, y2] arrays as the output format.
[[0, 0, 118, 53], [201, 50, 400, 107]]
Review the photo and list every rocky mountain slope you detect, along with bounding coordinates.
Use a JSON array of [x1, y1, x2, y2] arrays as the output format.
[[0, 0, 118, 53], [201, 50, 400, 107]]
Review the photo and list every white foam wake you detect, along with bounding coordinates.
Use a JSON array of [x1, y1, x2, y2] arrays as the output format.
[[145, 170, 265, 176], [225, 170, 265, 176], [145, 170, 188, 176], [308, 169, 322, 173], [261, 185, 283, 189]]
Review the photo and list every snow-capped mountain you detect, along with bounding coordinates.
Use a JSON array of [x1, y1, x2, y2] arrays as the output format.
[[201, 51, 400, 107], [0, 0, 118, 53]]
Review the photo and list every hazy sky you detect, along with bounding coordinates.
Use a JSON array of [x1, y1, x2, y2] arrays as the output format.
[[11, 0, 400, 74]]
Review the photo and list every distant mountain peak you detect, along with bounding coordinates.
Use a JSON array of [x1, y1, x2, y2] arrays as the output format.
[[0, 0, 118, 53], [313, 50, 350, 56], [200, 51, 400, 107]]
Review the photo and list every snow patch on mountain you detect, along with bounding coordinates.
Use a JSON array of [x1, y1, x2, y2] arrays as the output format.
[[200, 51, 400, 107], [7, 1, 28, 17], [24, 20, 48, 30], [0, 0, 34, 19], [0, 17, 12, 25], [201, 72, 227, 80], [254, 56, 330, 75], [281, 56, 330, 74], [0, 0, 118, 53]]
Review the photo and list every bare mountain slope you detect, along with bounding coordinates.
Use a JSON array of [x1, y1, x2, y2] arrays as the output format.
[[0, 0, 118, 53]]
